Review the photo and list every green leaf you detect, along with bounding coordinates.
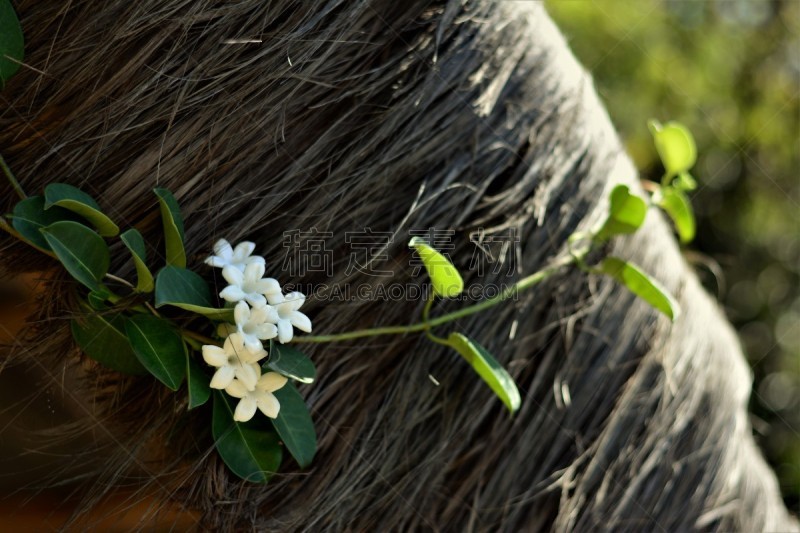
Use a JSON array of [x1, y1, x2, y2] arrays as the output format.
[[124, 314, 186, 390], [154, 265, 233, 320], [265, 342, 316, 384], [675, 172, 697, 192], [153, 188, 186, 268], [10, 196, 79, 250], [599, 257, 680, 321], [0, 0, 24, 84], [120, 229, 154, 292], [212, 392, 283, 483], [87, 289, 109, 310], [271, 382, 317, 468], [648, 120, 697, 177], [40, 221, 110, 291], [71, 312, 147, 375], [446, 333, 521, 413], [44, 183, 119, 237], [656, 187, 695, 244], [408, 237, 464, 298], [594, 185, 648, 241], [186, 356, 211, 410]]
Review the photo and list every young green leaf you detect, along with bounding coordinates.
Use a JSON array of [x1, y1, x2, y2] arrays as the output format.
[[675, 171, 698, 192], [10, 196, 80, 251], [154, 265, 233, 320], [408, 237, 464, 298], [153, 188, 186, 268], [0, 0, 24, 84], [265, 342, 316, 384], [648, 120, 697, 177], [594, 185, 648, 241], [44, 183, 119, 237], [87, 290, 109, 310], [446, 333, 521, 413], [656, 187, 695, 243], [124, 314, 186, 390], [120, 228, 154, 292], [212, 392, 283, 483], [599, 256, 680, 321], [271, 382, 317, 468], [40, 221, 110, 291], [71, 313, 147, 375], [187, 356, 211, 409]]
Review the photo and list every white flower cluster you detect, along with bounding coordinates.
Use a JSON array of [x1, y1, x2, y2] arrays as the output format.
[[201, 239, 312, 422]]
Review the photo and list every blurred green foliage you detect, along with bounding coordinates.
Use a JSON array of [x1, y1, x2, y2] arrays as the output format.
[[546, 0, 799, 510]]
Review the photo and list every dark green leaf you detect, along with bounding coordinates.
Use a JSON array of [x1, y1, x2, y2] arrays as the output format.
[[446, 333, 521, 413], [0, 0, 24, 84], [71, 312, 146, 375], [271, 382, 316, 468], [212, 392, 283, 483], [40, 221, 110, 291], [87, 290, 109, 310], [124, 314, 186, 390], [657, 187, 695, 243], [44, 183, 119, 237], [10, 196, 79, 250], [649, 120, 697, 177], [265, 343, 316, 384], [187, 356, 211, 410], [153, 188, 186, 268], [594, 185, 648, 241], [408, 237, 464, 298], [120, 229, 154, 292], [154, 265, 233, 320], [600, 257, 680, 321]]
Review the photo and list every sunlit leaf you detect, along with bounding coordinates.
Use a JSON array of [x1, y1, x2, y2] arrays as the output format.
[[212, 392, 283, 483], [10, 196, 79, 251], [120, 228, 154, 292], [124, 314, 186, 390], [271, 382, 317, 468], [656, 187, 695, 243], [408, 237, 463, 298], [0, 0, 24, 84], [649, 120, 697, 177], [44, 183, 119, 237], [447, 333, 521, 413], [40, 221, 110, 291], [675, 172, 697, 192], [154, 266, 232, 320], [71, 312, 146, 375], [186, 356, 211, 410], [153, 188, 186, 268], [265, 342, 316, 384], [599, 256, 680, 321], [594, 185, 648, 241]]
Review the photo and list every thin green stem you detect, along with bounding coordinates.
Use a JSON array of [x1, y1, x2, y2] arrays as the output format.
[[0, 154, 26, 200], [292, 252, 581, 344]]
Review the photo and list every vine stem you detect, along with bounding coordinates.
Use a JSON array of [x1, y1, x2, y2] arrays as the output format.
[[292, 252, 582, 344], [1, 154, 26, 200]]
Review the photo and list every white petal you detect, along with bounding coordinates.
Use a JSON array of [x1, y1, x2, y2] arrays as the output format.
[[234, 300, 251, 326], [255, 323, 278, 340], [225, 332, 247, 356], [242, 334, 263, 354], [254, 277, 281, 296], [205, 256, 227, 268], [258, 304, 280, 323], [232, 241, 256, 262], [243, 262, 266, 283], [221, 265, 244, 286], [277, 319, 293, 344], [210, 366, 235, 389], [283, 291, 306, 311], [225, 379, 249, 398], [266, 292, 284, 306], [258, 372, 288, 393], [245, 256, 266, 266], [234, 397, 258, 422], [236, 362, 260, 390], [219, 285, 246, 303], [202, 345, 228, 367], [213, 239, 233, 260], [256, 392, 280, 419], [290, 311, 312, 333], [244, 292, 267, 307]]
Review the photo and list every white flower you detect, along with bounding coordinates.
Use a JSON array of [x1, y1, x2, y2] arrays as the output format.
[[274, 291, 312, 343], [202, 332, 267, 390], [234, 301, 279, 353], [219, 263, 282, 306], [205, 239, 265, 271], [225, 372, 288, 421]]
